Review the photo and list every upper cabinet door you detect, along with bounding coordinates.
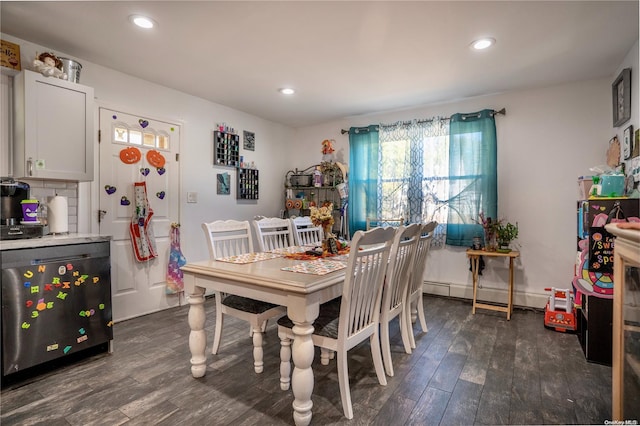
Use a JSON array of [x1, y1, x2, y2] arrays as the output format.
[[13, 69, 94, 181]]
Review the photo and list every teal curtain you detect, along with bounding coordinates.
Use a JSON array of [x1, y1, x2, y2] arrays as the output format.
[[446, 109, 497, 246], [348, 125, 379, 235]]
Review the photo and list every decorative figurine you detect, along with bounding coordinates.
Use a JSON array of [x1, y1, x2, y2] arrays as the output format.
[[33, 52, 67, 79], [321, 139, 335, 155]]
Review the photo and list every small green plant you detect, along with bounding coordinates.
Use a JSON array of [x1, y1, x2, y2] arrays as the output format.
[[495, 222, 518, 247]]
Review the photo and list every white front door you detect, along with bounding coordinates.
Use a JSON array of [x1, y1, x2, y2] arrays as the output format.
[[99, 108, 181, 321]]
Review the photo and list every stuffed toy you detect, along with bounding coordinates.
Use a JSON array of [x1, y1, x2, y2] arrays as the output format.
[[33, 52, 67, 79], [321, 139, 335, 155]]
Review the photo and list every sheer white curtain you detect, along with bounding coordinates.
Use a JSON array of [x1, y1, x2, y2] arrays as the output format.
[[378, 118, 449, 247]]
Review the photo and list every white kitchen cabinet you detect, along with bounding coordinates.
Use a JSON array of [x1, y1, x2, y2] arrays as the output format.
[[13, 69, 94, 181]]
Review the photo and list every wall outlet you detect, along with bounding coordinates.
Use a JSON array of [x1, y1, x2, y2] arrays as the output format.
[[187, 192, 198, 203]]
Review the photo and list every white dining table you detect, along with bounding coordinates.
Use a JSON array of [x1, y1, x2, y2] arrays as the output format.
[[182, 254, 346, 426]]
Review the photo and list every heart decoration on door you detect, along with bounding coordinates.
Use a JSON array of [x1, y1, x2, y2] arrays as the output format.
[[138, 119, 149, 128]]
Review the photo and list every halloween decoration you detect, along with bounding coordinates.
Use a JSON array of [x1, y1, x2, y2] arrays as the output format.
[[119, 147, 142, 164], [146, 149, 166, 168]]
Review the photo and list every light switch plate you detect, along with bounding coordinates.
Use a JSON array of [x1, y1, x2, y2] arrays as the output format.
[[187, 192, 198, 203]]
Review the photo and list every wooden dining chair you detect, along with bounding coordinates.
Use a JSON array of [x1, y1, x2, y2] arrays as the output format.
[[290, 216, 324, 246], [379, 223, 421, 377], [366, 217, 404, 230], [277, 226, 396, 419], [253, 217, 295, 251], [403, 221, 437, 352], [201, 219, 286, 373]]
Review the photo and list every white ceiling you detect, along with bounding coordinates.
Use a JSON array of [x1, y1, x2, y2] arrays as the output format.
[[1, 1, 638, 128]]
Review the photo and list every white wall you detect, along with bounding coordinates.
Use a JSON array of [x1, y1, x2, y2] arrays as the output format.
[[293, 76, 622, 307], [1, 33, 295, 263]]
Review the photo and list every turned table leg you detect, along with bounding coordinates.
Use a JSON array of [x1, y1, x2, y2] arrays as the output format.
[[188, 285, 207, 378]]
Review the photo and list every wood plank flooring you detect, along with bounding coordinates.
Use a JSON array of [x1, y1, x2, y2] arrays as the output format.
[[1, 295, 612, 425]]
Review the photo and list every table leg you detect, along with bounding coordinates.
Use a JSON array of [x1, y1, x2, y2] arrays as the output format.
[[471, 256, 479, 314], [288, 300, 319, 426], [507, 257, 514, 320], [188, 285, 207, 378]]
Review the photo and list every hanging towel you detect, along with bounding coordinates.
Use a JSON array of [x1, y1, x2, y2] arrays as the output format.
[[130, 181, 158, 262], [166, 223, 187, 294]]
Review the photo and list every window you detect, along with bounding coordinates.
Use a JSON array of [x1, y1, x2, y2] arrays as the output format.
[[112, 126, 171, 150], [349, 110, 497, 247]]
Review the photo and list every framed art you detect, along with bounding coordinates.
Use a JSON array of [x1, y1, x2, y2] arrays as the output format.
[[217, 172, 230, 195], [612, 68, 631, 127], [623, 125, 633, 159], [243, 130, 255, 151], [634, 128, 640, 158]]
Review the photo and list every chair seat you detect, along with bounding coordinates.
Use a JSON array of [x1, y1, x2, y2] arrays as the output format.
[[222, 295, 279, 314]]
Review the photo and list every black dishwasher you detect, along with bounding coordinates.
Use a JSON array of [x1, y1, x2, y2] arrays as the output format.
[[1, 241, 112, 376]]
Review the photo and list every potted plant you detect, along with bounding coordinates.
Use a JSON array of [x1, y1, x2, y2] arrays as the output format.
[[495, 222, 518, 253]]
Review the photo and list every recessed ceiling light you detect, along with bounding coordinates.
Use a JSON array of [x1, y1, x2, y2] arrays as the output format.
[[471, 38, 495, 50], [279, 88, 295, 95], [129, 15, 156, 29]]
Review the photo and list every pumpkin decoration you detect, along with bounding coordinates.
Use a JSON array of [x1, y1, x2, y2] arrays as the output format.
[[146, 149, 166, 168], [119, 147, 142, 164]]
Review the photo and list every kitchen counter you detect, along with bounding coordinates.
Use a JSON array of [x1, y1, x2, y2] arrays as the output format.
[[0, 234, 111, 251]]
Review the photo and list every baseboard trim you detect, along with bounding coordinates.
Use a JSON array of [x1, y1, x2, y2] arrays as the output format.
[[422, 281, 548, 310]]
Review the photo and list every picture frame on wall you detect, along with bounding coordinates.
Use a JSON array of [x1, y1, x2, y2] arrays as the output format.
[[634, 128, 640, 158], [623, 125, 633, 159], [612, 68, 631, 127], [243, 130, 255, 151], [217, 172, 230, 195]]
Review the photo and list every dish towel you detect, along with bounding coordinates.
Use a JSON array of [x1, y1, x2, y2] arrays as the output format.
[[166, 223, 187, 294], [130, 181, 158, 262]]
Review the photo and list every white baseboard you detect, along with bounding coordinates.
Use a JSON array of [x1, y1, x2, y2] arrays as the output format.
[[422, 281, 548, 310]]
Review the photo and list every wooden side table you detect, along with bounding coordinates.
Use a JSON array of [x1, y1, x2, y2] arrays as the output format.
[[466, 249, 520, 320]]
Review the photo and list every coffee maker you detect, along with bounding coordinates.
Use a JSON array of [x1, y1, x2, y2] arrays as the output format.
[[1, 178, 46, 240]]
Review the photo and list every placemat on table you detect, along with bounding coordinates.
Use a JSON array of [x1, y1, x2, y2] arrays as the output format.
[[281, 259, 347, 275], [269, 246, 309, 255], [216, 252, 282, 264]]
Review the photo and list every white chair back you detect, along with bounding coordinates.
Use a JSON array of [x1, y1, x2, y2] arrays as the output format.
[[253, 217, 295, 251], [380, 223, 421, 375], [290, 216, 324, 246], [338, 227, 395, 342], [383, 223, 422, 314], [202, 219, 253, 259], [408, 221, 437, 297], [403, 221, 437, 351]]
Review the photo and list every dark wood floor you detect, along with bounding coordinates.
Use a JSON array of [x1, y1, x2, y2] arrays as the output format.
[[1, 295, 612, 425]]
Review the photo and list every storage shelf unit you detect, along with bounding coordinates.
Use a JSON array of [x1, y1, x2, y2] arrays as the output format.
[[237, 168, 258, 200], [574, 198, 639, 365], [284, 163, 346, 236], [213, 130, 239, 168]]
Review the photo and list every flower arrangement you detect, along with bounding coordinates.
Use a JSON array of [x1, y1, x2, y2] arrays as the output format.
[[310, 203, 334, 237], [477, 212, 499, 250]]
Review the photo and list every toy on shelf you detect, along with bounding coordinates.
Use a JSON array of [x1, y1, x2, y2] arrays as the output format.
[[544, 287, 577, 332], [33, 52, 67, 79]]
